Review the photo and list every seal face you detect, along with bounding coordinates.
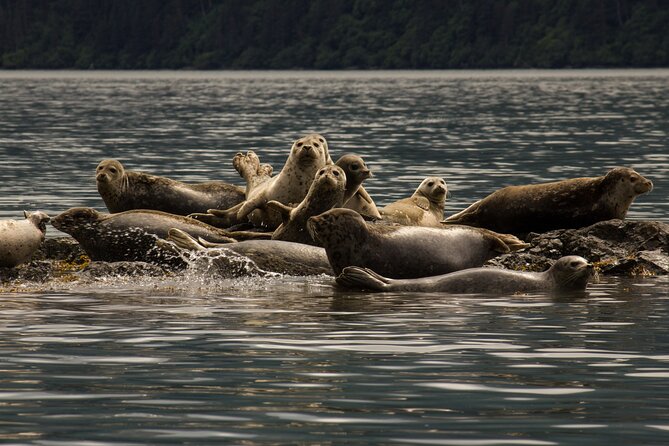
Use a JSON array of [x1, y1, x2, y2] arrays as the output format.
[[96, 159, 245, 216], [336, 255, 594, 294], [381, 176, 447, 227], [306, 208, 525, 278], [444, 167, 653, 235], [335, 154, 382, 219], [0, 211, 50, 268]]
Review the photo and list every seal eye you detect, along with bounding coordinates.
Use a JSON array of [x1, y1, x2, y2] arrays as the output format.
[[630, 176, 637, 182], [314, 142, 320, 148], [351, 164, 359, 171], [318, 169, 325, 176], [319, 138, 324, 143], [109, 168, 117, 174], [297, 142, 303, 148], [427, 182, 434, 187], [333, 170, 340, 177], [570, 261, 581, 268]]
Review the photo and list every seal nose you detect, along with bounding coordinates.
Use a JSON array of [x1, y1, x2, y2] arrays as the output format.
[[96, 172, 108, 182]]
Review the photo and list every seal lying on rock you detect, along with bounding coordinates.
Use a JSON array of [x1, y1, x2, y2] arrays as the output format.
[[335, 154, 382, 220], [337, 255, 593, 294], [158, 228, 332, 277], [96, 159, 246, 216], [444, 167, 653, 235], [307, 208, 527, 278], [381, 177, 447, 227], [0, 211, 50, 268]]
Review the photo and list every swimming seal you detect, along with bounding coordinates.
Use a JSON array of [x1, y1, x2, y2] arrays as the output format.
[[0, 211, 50, 268], [306, 208, 527, 278], [335, 154, 382, 220], [381, 177, 447, 227], [96, 159, 245, 216], [444, 167, 653, 235], [337, 256, 593, 294]]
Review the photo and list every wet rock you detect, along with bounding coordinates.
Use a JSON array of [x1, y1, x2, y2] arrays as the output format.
[[80, 261, 168, 279], [34, 237, 87, 262]]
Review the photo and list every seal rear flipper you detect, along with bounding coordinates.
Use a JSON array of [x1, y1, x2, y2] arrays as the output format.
[[266, 201, 294, 225], [494, 232, 530, 252], [188, 212, 236, 229], [336, 266, 391, 291], [442, 199, 483, 224]]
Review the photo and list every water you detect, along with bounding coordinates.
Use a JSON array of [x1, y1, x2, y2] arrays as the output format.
[[1, 70, 669, 445]]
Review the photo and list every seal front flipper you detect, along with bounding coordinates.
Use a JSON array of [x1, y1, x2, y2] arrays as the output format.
[[411, 196, 431, 211], [237, 195, 267, 220], [336, 266, 391, 291], [166, 228, 208, 252], [266, 200, 294, 225]]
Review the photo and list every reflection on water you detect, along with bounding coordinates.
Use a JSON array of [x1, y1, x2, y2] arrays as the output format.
[[1, 71, 669, 444]]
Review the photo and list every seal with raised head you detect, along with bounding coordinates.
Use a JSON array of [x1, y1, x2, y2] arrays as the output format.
[[51, 207, 244, 264], [380, 176, 447, 227], [0, 211, 50, 268], [306, 208, 527, 278], [335, 154, 382, 220], [337, 255, 594, 294], [444, 167, 653, 235], [96, 159, 246, 216], [192, 133, 332, 230], [267, 165, 347, 246]]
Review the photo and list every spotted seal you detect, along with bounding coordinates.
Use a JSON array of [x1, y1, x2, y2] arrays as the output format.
[[0, 211, 50, 268], [337, 255, 594, 294], [335, 154, 382, 220], [96, 159, 245, 216], [380, 177, 447, 227], [306, 208, 528, 278], [444, 167, 653, 235]]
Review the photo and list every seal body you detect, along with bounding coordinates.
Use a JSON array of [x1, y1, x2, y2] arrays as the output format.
[[335, 154, 382, 220], [307, 208, 526, 278], [51, 207, 237, 263], [336, 256, 593, 294], [444, 167, 653, 235], [96, 159, 245, 216], [0, 211, 50, 268], [381, 177, 447, 227]]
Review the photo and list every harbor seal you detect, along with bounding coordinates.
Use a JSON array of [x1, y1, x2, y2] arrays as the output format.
[[444, 167, 653, 235], [96, 159, 246, 216], [51, 207, 243, 264], [335, 154, 382, 220], [0, 211, 50, 268], [380, 177, 447, 227], [306, 208, 528, 278], [268, 165, 347, 245], [336, 255, 594, 294], [191, 133, 331, 230]]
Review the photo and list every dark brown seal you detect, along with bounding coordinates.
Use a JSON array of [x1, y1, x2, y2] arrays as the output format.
[[96, 159, 245, 216], [0, 211, 50, 268], [337, 255, 593, 294], [381, 176, 447, 227], [443, 167, 653, 235], [335, 154, 382, 220], [306, 208, 527, 278]]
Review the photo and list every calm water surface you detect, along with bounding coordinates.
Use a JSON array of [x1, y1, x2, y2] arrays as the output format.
[[0, 70, 669, 445]]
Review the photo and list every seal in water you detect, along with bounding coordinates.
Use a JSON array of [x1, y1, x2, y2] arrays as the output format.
[[443, 167, 653, 235], [337, 255, 594, 294], [0, 211, 50, 268], [268, 165, 347, 246], [157, 228, 332, 276], [307, 208, 527, 278], [380, 176, 447, 227], [335, 154, 382, 220], [96, 159, 246, 216], [51, 207, 244, 264]]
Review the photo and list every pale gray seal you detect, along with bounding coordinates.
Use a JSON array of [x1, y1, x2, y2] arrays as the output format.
[[96, 159, 245, 216], [444, 167, 653, 235], [335, 154, 382, 220], [306, 208, 528, 278], [0, 211, 50, 268], [380, 176, 447, 227], [337, 255, 594, 294]]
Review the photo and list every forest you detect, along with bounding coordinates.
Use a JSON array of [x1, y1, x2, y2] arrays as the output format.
[[1, 0, 667, 69]]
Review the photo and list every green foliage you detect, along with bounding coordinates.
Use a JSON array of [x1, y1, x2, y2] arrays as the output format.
[[0, 0, 667, 69]]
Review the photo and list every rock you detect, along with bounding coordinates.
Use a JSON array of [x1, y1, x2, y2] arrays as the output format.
[[80, 261, 168, 279]]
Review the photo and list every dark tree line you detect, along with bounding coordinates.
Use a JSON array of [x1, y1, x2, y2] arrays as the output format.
[[1, 0, 667, 69]]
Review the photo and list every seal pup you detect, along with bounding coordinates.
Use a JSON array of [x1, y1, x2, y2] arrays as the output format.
[[307, 208, 527, 278], [337, 256, 593, 294], [157, 228, 332, 277], [380, 177, 447, 227], [192, 133, 331, 230], [268, 165, 347, 246], [96, 159, 246, 216], [0, 211, 50, 268], [51, 207, 245, 264], [444, 167, 653, 235], [335, 154, 382, 220]]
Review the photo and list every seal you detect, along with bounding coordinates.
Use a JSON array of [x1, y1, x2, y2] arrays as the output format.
[[443, 167, 653, 235], [306, 208, 528, 278], [335, 154, 382, 220], [336, 255, 594, 294], [267, 165, 346, 246], [0, 211, 50, 268], [191, 133, 331, 230], [96, 159, 246, 216], [51, 207, 244, 264], [157, 228, 332, 277], [380, 177, 447, 227]]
